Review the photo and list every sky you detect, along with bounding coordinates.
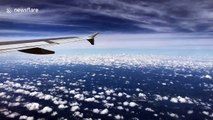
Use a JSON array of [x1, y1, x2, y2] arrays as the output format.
[[0, 0, 213, 52]]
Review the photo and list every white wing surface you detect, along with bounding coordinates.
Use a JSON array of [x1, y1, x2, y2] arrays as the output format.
[[0, 32, 98, 54]]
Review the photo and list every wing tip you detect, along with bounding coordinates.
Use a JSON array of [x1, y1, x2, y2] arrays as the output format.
[[87, 32, 99, 45]]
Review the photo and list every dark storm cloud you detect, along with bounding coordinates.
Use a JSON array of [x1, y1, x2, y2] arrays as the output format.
[[0, 0, 213, 35]]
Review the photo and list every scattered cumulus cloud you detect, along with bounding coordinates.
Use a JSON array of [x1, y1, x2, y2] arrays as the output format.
[[39, 106, 53, 114], [100, 108, 109, 115], [24, 102, 40, 111]]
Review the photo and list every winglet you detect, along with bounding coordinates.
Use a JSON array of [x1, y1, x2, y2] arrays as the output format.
[[87, 32, 99, 45]]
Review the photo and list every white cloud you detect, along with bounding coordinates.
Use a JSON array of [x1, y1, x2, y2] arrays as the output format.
[[92, 90, 97, 94], [118, 92, 123, 97], [15, 96, 23, 102], [162, 83, 167, 86], [162, 96, 169, 100], [106, 96, 111, 100], [129, 102, 137, 107], [105, 89, 114, 95], [69, 102, 79, 106], [94, 95, 102, 99], [39, 106, 53, 114], [154, 94, 163, 101], [168, 113, 179, 119], [18, 52, 213, 70], [84, 118, 93, 120], [145, 108, 154, 112], [70, 106, 80, 112], [19, 115, 28, 120], [8, 102, 21, 107], [104, 103, 114, 108], [12, 83, 22, 88], [187, 110, 194, 114], [24, 103, 40, 111], [29, 91, 39, 96], [73, 111, 83, 118], [0, 92, 6, 97], [100, 109, 109, 115], [123, 101, 129, 106], [15, 89, 30, 95], [51, 111, 58, 116], [138, 24, 175, 32], [69, 90, 76, 94], [7, 112, 20, 118], [58, 100, 67, 105], [114, 114, 123, 120], [138, 93, 146, 99], [204, 75, 212, 80], [170, 97, 178, 103], [202, 111, 209, 116], [74, 94, 85, 101], [170, 96, 193, 104], [92, 108, 100, 114], [84, 97, 96, 102], [136, 88, 140, 91], [19, 115, 34, 120], [26, 117, 34, 120], [177, 96, 187, 103], [58, 104, 68, 110], [44, 95, 53, 100], [117, 106, 124, 110]]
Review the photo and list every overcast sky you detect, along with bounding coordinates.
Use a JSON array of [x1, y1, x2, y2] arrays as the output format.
[[0, 0, 213, 49]]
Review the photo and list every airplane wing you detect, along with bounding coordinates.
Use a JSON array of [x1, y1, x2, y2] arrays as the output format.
[[0, 32, 99, 55]]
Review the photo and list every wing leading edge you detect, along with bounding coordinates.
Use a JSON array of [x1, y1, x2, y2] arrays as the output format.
[[0, 32, 98, 55]]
